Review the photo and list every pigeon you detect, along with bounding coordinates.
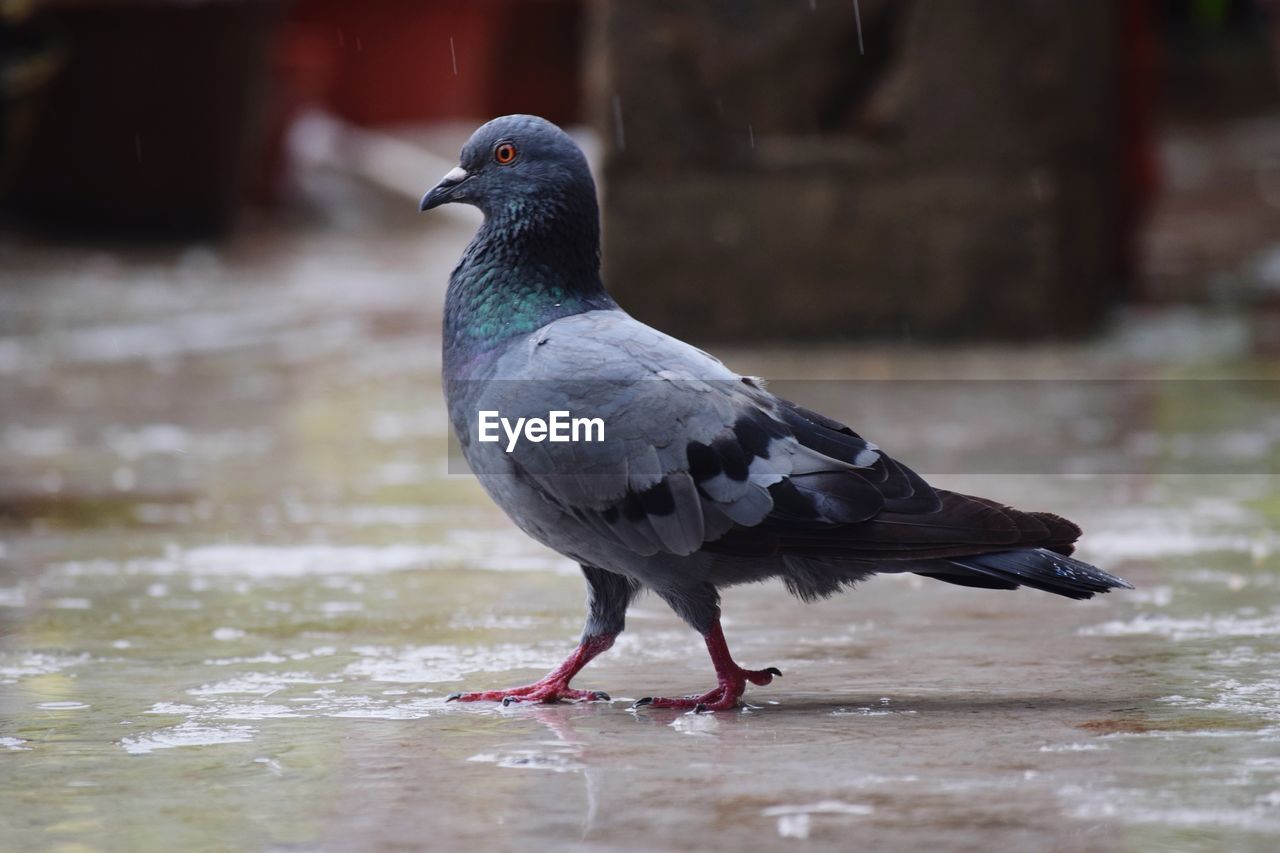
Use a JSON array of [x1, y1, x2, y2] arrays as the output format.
[[420, 114, 1132, 712]]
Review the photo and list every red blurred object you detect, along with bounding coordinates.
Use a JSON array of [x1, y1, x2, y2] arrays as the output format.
[[1119, 0, 1161, 284], [286, 0, 583, 127]]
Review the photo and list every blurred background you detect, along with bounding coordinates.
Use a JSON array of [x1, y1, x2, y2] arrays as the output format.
[[3, 2, 1280, 851], [1, 0, 1278, 344]]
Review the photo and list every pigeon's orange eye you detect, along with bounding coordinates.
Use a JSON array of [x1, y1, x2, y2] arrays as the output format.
[[494, 143, 518, 165]]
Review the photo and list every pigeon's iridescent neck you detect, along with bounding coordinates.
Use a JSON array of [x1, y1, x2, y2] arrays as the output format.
[[443, 194, 614, 367]]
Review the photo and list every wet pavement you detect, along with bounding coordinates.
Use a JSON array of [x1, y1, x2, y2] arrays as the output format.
[[1, 213, 1279, 851]]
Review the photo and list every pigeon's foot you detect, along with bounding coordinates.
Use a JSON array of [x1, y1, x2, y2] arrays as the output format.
[[448, 681, 611, 705], [444, 633, 616, 706], [635, 664, 781, 712], [633, 621, 780, 712]]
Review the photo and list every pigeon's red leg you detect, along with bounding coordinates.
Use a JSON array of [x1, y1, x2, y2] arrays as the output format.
[[635, 620, 780, 712], [446, 633, 616, 705]]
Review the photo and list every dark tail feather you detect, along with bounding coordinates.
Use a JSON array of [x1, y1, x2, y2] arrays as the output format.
[[940, 548, 1133, 600]]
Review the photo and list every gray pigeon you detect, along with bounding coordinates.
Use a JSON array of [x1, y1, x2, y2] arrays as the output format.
[[420, 115, 1132, 711]]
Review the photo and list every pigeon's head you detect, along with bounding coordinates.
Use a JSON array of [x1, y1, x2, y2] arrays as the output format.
[[419, 115, 595, 219]]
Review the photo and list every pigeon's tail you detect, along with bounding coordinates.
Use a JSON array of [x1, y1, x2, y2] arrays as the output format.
[[922, 548, 1134, 600]]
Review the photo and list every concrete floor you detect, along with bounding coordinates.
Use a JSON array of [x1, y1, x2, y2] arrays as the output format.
[[1, 209, 1279, 851]]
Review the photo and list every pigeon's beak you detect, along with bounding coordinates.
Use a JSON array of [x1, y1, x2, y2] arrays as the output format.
[[420, 166, 470, 211]]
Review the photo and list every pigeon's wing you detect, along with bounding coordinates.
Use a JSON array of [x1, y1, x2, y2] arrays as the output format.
[[468, 311, 882, 557], [472, 311, 1082, 563], [696, 397, 1082, 562], [703, 411, 1083, 563]]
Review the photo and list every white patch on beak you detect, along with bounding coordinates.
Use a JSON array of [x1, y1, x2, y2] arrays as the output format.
[[444, 166, 468, 183]]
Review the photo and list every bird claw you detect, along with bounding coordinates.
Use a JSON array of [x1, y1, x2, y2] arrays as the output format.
[[632, 661, 778, 711], [741, 665, 781, 686], [635, 691, 741, 712], [449, 684, 612, 705], [632, 683, 744, 712]]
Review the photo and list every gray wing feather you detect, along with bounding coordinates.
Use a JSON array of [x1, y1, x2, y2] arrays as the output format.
[[646, 470, 706, 555], [466, 311, 876, 557]]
